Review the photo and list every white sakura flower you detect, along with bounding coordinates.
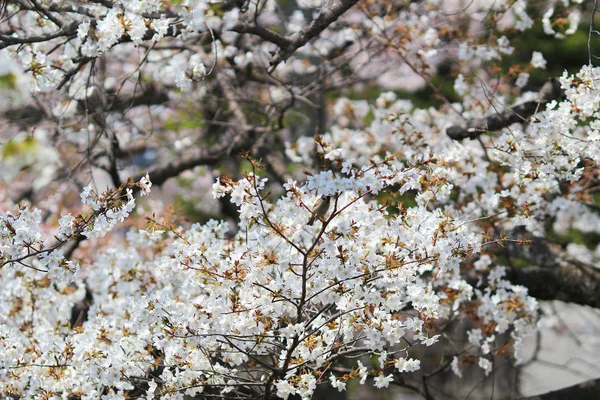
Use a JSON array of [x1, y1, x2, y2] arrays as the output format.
[[283, 179, 298, 192], [481, 341, 491, 355], [376, 91, 397, 108], [474, 254, 492, 271], [151, 19, 171, 41], [422, 334, 440, 346], [514, 8, 534, 31], [189, 54, 207, 79], [126, 13, 148, 43], [297, 0, 323, 9], [57, 213, 76, 240], [478, 357, 493, 376], [297, 373, 316, 399], [451, 356, 463, 378], [530, 51, 547, 69], [394, 357, 420, 372], [270, 87, 288, 103], [80, 185, 93, 205], [454, 74, 468, 96], [404, 317, 423, 332], [324, 148, 344, 161], [175, 72, 192, 92], [468, 328, 483, 346], [566, 9, 581, 35], [542, 8, 555, 36], [356, 360, 368, 384], [341, 161, 353, 175], [488, 265, 507, 286], [373, 374, 394, 388], [329, 374, 346, 392], [497, 36, 513, 55], [516, 72, 529, 88], [421, 28, 440, 48], [138, 173, 152, 196], [77, 21, 91, 40], [378, 350, 387, 369]]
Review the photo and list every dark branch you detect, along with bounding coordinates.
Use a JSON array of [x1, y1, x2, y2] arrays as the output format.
[[518, 377, 600, 400], [108, 84, 169, 112], [134, 137, 250, 187], [230, 21, 291, 49], [494, 231, 600, 309], [508, 261, 600, 309], [446, 78, 564, 140], [0, 22, 78, 49], [265, 0, 360, 72], [136, 73, 267, 186], [2, 85, 169, 127]]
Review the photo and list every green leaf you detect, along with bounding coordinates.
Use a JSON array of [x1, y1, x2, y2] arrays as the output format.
[[0, 72, 18, 90]]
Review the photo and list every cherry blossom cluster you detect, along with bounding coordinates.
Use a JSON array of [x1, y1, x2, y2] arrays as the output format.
[[0, 0, 597, 398], [1, 158, 540, 398], [0, 0, 583, 187], [284, 63, 600, 381], [1, 0, 581, 99], [288, 63, 600, 239], [0, 174, 151, 282]]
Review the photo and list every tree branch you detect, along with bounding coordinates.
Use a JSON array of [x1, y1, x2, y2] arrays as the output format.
[[134, 137, 249, 187], [0, 22, 78, 49], [446, 78, 564, 140], [229, 21, 291, 49], [2, 85, 169, 126], [135, 74, 264, 187], [518, 377, 600, 400], [263, 0, 360, 73], [508, 261, 600, 309], [496, 231, 600, 309]]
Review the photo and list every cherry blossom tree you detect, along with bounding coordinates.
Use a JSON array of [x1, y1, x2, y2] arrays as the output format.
[[1, 0, 600, 399]]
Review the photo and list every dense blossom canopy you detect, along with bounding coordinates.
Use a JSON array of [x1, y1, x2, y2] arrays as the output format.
[[0, 0, 599, 399]]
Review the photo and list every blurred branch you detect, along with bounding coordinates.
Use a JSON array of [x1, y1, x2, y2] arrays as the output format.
[[0, 21, 78, 49], [108, 84, 169, 112], [507, 249, 600, 309], [519, 377, 600, 399], [446, 78, 564, 140], [230, 21, 291, 48], [134, 74, 266, 187], [2, 85, 169, 127], [254, 133, 291, 184], [133, 134, 255, 187], [493, 230, 600, 309], [234, 0, 361, 73]]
